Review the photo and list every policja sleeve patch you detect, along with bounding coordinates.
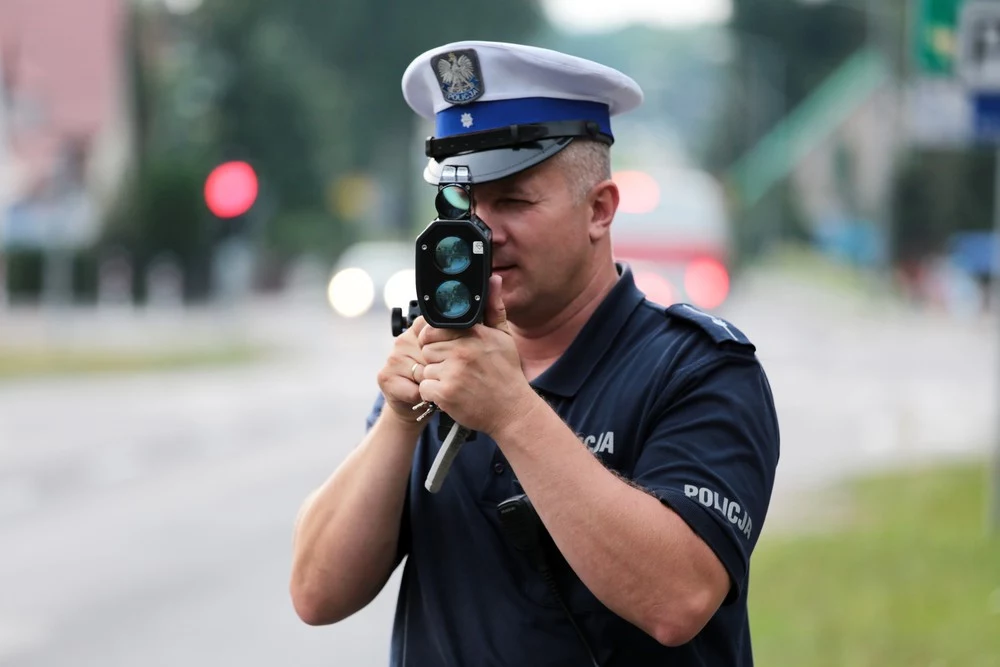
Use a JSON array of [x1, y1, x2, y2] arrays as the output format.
[[665, 303, 755, 350]]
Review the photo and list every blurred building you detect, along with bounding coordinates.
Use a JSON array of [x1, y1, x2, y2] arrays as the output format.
[[0, 0, 133, 258]]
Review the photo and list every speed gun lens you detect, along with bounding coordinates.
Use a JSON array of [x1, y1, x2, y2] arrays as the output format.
[[434, 236, 472, 275], [416, 176, 491, 329], [435, 280, 472, 318], [435, 185, 471, 219]]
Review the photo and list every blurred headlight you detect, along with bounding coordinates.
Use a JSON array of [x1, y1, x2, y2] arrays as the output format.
[[327, 268, 375, 317], [384, 269, 417, 310]]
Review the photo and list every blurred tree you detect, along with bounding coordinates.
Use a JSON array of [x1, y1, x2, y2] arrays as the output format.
[[706, 0, 873, 172], [97, 0, 546, 300], [4, 250, 44, 301], [713, 0, 997, 272], [279, 0, 545, 167], [892, 148, 998, 264], [99, 3, 219, 303], [103, 154, 215, 303], [193, 0, 545, 263], [704, 0, 995, 272], [540, 25, 731, 164]]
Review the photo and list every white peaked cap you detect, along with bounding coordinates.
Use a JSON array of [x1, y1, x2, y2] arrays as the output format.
[[401, 40, 644, 184]]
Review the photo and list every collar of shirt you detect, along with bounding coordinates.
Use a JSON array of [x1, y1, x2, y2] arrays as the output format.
[[529, 262, 646, 398]]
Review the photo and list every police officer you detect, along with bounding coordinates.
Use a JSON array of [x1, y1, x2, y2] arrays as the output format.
[[291, 40, 780, 667]]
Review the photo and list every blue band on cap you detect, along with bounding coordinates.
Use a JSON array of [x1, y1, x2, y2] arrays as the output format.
[[435, 97, 612, 139]]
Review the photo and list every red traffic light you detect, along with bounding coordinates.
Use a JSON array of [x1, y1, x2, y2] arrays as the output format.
[[204, 161, 259, 218]]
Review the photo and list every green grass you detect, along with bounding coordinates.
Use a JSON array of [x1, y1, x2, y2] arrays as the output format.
[[762, 243, 880, 286], [750, 461, 1000, 666], [0, 343, 270, 380]]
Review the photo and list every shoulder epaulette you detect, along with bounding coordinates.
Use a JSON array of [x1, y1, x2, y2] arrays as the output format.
[[665, 303, 755, 350]]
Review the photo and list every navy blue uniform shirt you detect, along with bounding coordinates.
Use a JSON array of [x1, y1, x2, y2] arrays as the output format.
[[365, 263, 780, 666]]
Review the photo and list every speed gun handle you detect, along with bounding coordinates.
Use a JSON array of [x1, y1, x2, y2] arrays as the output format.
[[424, 421, 473, 493]]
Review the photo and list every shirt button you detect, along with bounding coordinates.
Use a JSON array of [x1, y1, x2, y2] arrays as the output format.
[[493, 462, 505, 475]]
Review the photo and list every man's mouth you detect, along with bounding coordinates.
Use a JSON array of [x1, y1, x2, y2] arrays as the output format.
[[492, 265, 515, 272]]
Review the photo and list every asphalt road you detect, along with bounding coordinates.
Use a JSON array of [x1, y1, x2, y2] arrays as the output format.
[[0, 275, 994, 666], [0, 308, 401, 666]]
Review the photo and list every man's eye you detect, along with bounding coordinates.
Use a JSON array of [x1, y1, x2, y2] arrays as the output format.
[[499, 198, 531, 207]]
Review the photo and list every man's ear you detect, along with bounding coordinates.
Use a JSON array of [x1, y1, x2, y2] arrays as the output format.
[[588, 179, 619, 243]]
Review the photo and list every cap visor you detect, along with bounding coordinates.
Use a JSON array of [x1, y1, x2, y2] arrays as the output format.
[[423, 138, 573, 185]]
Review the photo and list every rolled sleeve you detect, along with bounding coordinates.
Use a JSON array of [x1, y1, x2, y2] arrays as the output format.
[[632, 357, 779, 604]]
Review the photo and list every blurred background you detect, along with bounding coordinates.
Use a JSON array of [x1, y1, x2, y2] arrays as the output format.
[[0, 0, 998, 664]]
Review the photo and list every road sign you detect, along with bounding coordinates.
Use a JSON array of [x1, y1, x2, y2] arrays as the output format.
[[956, 1, 1000, 140], [972, 91, 1000, 140], [906, 77, 974, 146], [915, 0, 968, 75], [957, 0, 1000, 90]]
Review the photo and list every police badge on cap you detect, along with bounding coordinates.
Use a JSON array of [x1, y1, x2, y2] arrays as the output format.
[[431, 49, 485, 105]]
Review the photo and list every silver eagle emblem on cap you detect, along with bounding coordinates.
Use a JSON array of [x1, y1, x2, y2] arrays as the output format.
[[431, 49, 484, 105]]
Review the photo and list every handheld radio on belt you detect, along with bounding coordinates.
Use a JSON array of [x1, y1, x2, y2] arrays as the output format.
[[497, 493, 601, 667]]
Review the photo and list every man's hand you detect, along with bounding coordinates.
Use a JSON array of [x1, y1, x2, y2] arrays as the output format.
[[376, 315, 430, 426], [415, 275, 535, 436]]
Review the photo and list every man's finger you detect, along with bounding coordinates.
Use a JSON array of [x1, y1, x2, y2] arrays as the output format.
[[423, 340, 468, 365], [407, 359, 424, 384], [419, 323, 466, 346], [408, 316, 428, 339], [485, 274, 509, 332]]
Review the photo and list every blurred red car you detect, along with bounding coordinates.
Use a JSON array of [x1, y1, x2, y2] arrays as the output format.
[[611, 166, 733, 311]]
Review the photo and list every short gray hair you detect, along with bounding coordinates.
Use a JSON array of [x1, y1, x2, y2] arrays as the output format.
[[551, 139, 611, 202]]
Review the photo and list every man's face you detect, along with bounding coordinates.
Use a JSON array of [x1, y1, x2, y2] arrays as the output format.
[[471, 156, 595, 323]]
